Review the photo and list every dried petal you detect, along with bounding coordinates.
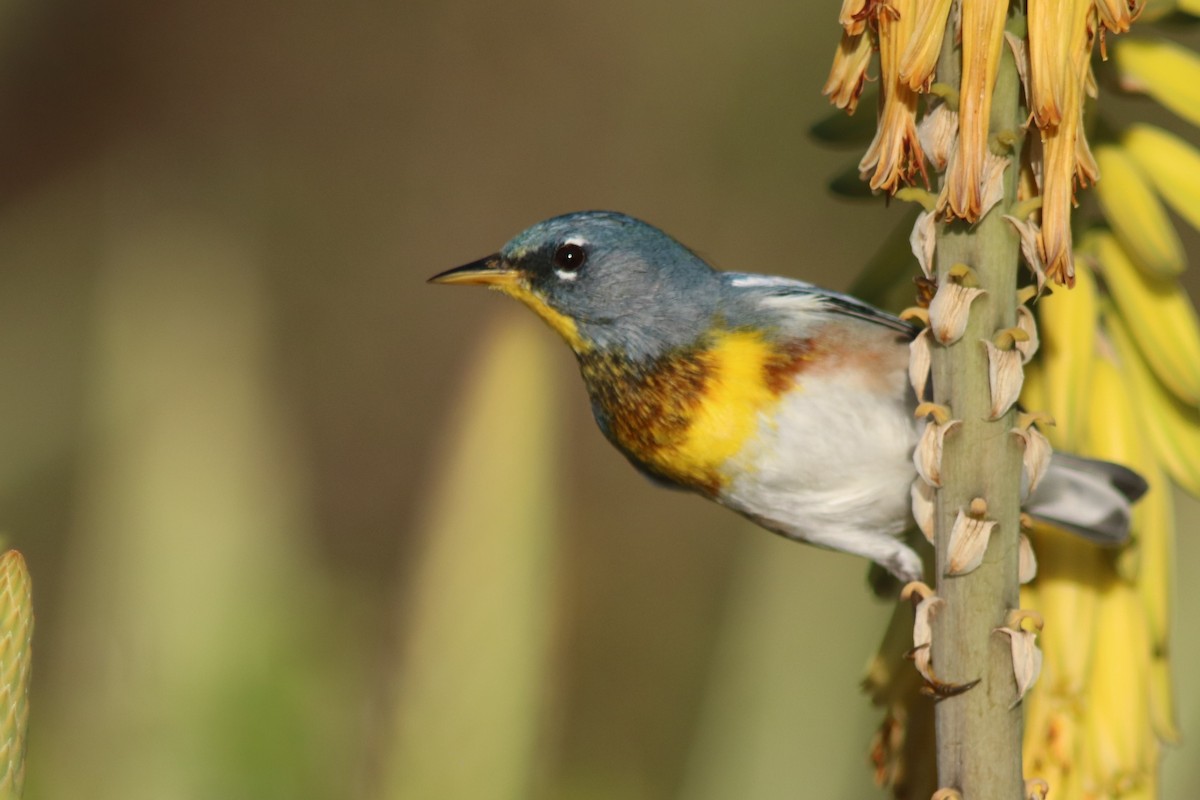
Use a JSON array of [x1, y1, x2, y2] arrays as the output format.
[[1004, 213, 1048, 291], [983, 338, 1025, 419], [917, 102, 958, 174], [947, 507, 997, 575], [823, 31, 874, 114], [911, 477, 936, 544], [909, 327, 932, 399], [914, 417, 962, 488], [945, 0, 1009, 220], [1005, 31, 1031, 107], [995, 624, 1044, 706], [909, 210, 937, 280], [978, 153, 1011, 219], [1015, 305, 1040, 363], [1013, 422, 1053, 493], [928, 280, 986, 344], [1018, 533, 1038, 584], [912, 593, 945, 685]]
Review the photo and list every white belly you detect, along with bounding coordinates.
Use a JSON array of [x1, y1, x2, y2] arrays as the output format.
[[718, 373, 920, 546]]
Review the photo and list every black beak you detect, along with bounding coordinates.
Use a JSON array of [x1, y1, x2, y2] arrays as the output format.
[[428, 254, 514, 286]]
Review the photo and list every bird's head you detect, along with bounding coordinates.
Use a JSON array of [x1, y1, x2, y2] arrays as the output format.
[[431, 211, 724, 360]]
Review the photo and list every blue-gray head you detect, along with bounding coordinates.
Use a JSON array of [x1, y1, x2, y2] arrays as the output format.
[[430, 211, 724, 359]]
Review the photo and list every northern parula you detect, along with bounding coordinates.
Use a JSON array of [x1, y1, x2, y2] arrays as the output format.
[[431, 211, 1145, 582]]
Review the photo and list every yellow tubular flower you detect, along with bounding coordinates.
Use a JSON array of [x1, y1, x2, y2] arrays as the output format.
[[1023, 225, 1194, 800], [1122, 123, 1200, 233], [1108, 309, 1200, 497], [1027, 527, 1106, 695], [1028, 0, 1070, 127], [1037, 94, 1081, 285], [1080, 581, 1157, 797], [859, 0, 927, 192], [838, 0, 869, 36], [1104, 312, 1183, 750], [1020, 291, 1184, 799], [823, 31, 875, 114], [1021, 525, 1102, 797], [1116, 37, 1200, 129], [1095, 0, 1140, 34], [1033, 0, 1097, 286], [1095, 232, 1200, 405], [945, 0, 1009, 221], [1034, 252, 1099, 451], [1094, 144, 1186, 280], [898, 0, 953, 92], [1130, 468, 1180, 746], [1056, 350, 1162, 797]]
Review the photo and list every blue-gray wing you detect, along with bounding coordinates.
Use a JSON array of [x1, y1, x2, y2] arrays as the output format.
[[722, 273, 916, 337]]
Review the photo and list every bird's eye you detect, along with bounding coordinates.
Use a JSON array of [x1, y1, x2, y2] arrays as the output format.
[[553, 243, 587, 273]]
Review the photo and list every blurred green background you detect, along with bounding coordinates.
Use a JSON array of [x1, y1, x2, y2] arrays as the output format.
[[3, 2, 1199, 798]]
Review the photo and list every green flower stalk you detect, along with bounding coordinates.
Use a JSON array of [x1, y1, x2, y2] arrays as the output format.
[[822, 0, 1200, 797]]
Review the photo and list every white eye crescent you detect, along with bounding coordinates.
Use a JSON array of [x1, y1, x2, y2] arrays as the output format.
[[553, 240, 587, 280]]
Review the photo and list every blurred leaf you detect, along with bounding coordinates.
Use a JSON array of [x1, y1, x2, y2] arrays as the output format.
[[32, 207, 343, 800], [382, 313, 559, 800], [676, 539, 890, 800]]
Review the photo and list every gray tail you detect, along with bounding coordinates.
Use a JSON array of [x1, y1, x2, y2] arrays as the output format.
[[1024, 452, 1149, 545]]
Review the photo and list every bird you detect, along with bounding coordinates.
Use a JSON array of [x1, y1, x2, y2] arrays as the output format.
[[430, 211, 1146, 584]]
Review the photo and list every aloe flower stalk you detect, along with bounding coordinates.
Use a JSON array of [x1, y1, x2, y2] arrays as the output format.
[[821, 1, 1200, 797]]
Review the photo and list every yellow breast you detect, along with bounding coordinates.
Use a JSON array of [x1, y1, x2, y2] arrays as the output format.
[[581, 330, 815, 494]]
